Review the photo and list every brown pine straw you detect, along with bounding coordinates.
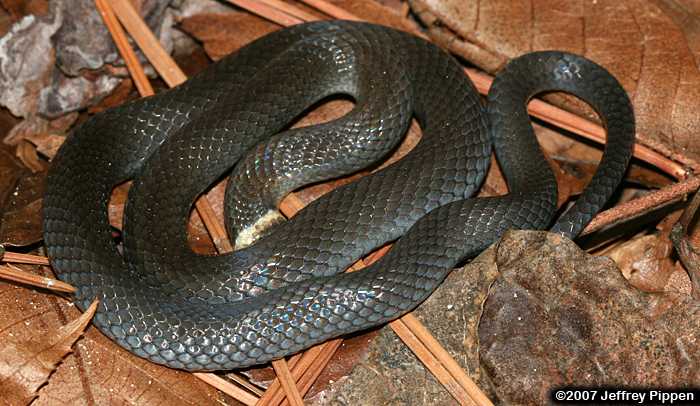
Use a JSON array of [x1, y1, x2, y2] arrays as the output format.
[[227, 0, 305, 26], [390, 318, 474, 403], [1, 251, 50, 265], [0, 263, 75, 294], [272, 359, 305, 406], [257, 344, 328, 405], [297, 0, 363, 21], [257, 0, 321, 22], [193, 373, 259, 406], [280, 340, 343, 406], [0, 0, 692, 405], [108, 0, 187, 87], [94, 0, 152, 95]]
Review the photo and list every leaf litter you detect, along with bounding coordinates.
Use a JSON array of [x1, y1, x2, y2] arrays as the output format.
[[0, 0, 698, 404]]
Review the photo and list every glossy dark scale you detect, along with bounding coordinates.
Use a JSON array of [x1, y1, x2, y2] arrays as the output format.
[[43, 21, 634, 370]]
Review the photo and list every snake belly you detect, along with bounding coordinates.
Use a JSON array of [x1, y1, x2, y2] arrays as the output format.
[[42, 21, 635, 371]]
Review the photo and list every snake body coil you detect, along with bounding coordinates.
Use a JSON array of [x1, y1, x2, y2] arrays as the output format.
[[43, 21, 635, 370]]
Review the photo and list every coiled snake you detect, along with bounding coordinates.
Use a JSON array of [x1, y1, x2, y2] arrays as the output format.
[[43, 21, 635, 371]]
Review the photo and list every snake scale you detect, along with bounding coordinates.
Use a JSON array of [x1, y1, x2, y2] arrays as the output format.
[[43, 21, 635, 371]]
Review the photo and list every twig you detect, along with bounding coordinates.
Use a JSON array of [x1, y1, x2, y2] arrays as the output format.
[[582, 176, 700, 236], [296, 0, 363, 21], [272, 360, 305, 406], [228, 373, 266, 397], [228, 0, 303, 26], [109, 0, 188, 87], [279, 339, 343, 406], [193, 198, 234, 252], [257, 0, 321, 22], [0, 251, 50, 266], [258, 345, 324, 405], [0, 264, 75, 294], [389, 319, 474, 404], [94, 0, 153, 96], [397, 314, 493, 405], [193, 373, 259, 406]]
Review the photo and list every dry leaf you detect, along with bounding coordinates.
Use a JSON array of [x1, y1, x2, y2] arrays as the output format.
[[179, 11, 278, 61], [0, 273, 232, 405], [410, 0, 700, 168], [0, 143, 24, 205], [15, 140, 45, 172], [0, 170, 46, 247], [22, 132, 66, 159], [0, 300, 97, 405], [607, 234, 692, 294], [326, 0, 420, 32]]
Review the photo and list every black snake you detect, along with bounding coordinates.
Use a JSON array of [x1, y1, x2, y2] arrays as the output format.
[[43, 21, 635, 371]]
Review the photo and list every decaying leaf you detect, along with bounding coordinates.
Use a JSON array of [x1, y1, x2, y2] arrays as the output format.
[[21, 132, 65, 160], [3, 113, 75, 167], [0, 300, 97, 405], [479, 231, 699, 405], [0, 263, 75, 294]]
